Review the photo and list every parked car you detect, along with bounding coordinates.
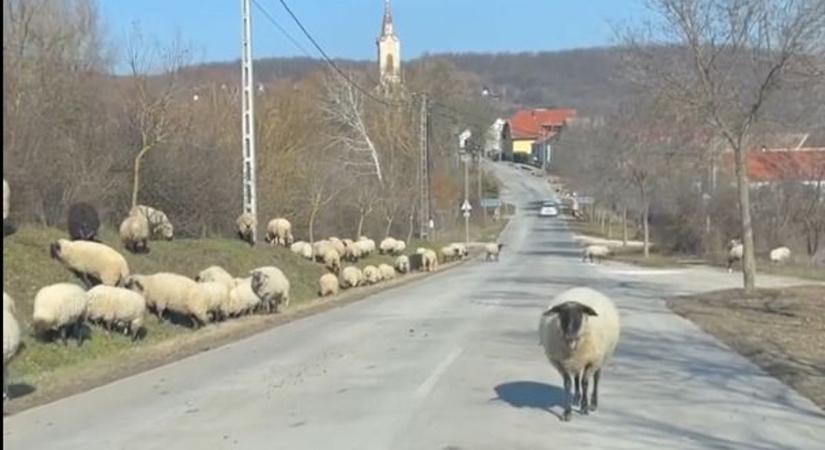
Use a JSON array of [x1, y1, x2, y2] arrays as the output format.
[[539, 200, 559, 217]]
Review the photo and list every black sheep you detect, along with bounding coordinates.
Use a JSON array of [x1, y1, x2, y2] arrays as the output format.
[[67, 202, 100, 241], [408, 253, 424, 272]]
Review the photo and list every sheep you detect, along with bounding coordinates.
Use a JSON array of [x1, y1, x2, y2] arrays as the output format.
[[187, 281, 229, 322], [416, 247, 427, 255], [290, 241, 314, 260], [323, 248, 342, 274], [409, 253, 424, 272], [344, 243, 363, 262], [85, 285, 147, 340], [327, 237, 346, 256], [727, 239, 743, 273], [485, 243, 505, 262], [362, 265, 381, 285], [342, 238, 355, 248], [340, 266, 363, 288], [582, 245, 610, 264], [124, 273, 208, 328], [32, 283, 89, 346], [357, 237, 376, 255], [391, 239, 407, 255], [2, 178, 8, 220], [453, 243, 469, 258], [422, 249, 439, 272], [236, 212, 257, 246], [131, 205, 174, 241], [379, 237, 397, 254], [441, 244, 460, 262], [223, 277, 261, 318], [195, 265, 236, 292], [4, 292, 21, 401], [250, 266, 291, 313], [378, 263, 396, 281], [50, 239, 130, 288], [395, 255, 410, 274], [769, 246, 791, 264], [319, 273, 339, 297], [313, 240, 333, 262], [67, 202, 100, 242], [539, 287, 621, 422], [119, 212, 151, 254], [265, 218, 293, 246]]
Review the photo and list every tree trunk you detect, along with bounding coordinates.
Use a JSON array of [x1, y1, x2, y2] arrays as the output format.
[[356, 211, 365, 238], [733, 146, 756, 292], [643, 201, 650, 258], [131, 144, 153, 208], [384, 216, 394, 238], [406, 209, 415, 243], [308, 204, 319, 243], [622, 206, 628, 246], [607, 213, 614, 239]]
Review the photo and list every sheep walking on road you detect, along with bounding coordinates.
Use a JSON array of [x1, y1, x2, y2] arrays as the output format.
[[727, 239, 743, 273], [485, 243, 504, 262]]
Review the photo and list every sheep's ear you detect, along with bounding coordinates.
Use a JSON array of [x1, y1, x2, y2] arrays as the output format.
[[582, 305, 598, 316], [543, 305, 564, 316]]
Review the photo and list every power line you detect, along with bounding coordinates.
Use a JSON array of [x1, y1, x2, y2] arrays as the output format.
[[251, 0, 313, 58]]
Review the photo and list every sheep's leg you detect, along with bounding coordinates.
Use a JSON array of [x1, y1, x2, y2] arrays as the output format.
[[3, 363, 8, 401], [74, 321, 84, 347], [580, 371, 590, 414], [60, 326, 69, 346], [590, 369, 600, 412], [573, 373, 581, 405], [562, 371, 573, 421]]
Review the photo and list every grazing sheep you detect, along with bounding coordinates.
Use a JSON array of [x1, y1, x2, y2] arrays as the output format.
[[290, 241, 314, 260], [539, 287, 621, 422], [378, 263, 396, 281], [395, 255, 410, 274], [485, 243, 504, 261], [319, 273, 339, 297], [344, 243, 363, 262], [409, 253, 424, 272], [32, 283, 89, 346], [362, 265, 381, 285], [340, 266, 363, 288], [119, 213, 151, 254], [416, 247, 427, 254], [582, 245, 610, 264], [223, 277, 261, 318], [124, 273, 207, 328], [453, 243, 469, 258], [727, 239, 743, 273], [131, 205, 174, 241], [357, 237, 376, 255], [391, 239, 407, 255], [236, 212, 257, 246], [85, 285, 147, 340], [379, 237, 397, 254], [67, 202, 101, 241], [50, 239, 130, 288], [769, 246, 791, 264], [441, 244, 460, 262], [265, 218, 293, 246], [4, 292, 21, 400], [187, 281, 229, 322], [250, 266, 291, 313], [195, 266, 236, 292], [2, 178, 8, 220], [323, 248, 342, 274], [313, 240, 333, 262], [327, 237, 346, 256], [422, 249, 439, 272]]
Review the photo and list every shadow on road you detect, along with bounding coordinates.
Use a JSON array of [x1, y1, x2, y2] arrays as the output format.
[[492, 381, 565, 419]]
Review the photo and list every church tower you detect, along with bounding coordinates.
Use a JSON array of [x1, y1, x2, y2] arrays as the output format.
[[377, 0, 401, 87]]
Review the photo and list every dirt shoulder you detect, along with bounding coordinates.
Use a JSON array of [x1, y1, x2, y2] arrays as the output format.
[[4, 257, 474, 415], [667, 285, 825, 409]]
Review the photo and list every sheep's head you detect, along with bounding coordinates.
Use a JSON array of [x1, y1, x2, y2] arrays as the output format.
[[251, 270, 267, 292], [159, 222, 174, 241], [543, 301, 598, 350], [49, 241, 62, 260], [123, 276, 145, 293]]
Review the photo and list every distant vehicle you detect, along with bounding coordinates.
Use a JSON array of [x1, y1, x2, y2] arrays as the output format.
[[539, 202, 559, 217]]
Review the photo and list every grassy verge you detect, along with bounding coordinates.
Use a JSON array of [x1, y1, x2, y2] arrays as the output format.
[[667, 286, 825, 409]]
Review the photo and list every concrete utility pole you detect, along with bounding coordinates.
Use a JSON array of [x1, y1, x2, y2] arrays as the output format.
[[240, 0, 258, 243], [418, 93, 431, 240], [464, 157, 470, 243]]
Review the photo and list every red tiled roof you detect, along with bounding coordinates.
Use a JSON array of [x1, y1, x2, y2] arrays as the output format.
[[724, 149, 825, 182], [509, 108, 577, 139]]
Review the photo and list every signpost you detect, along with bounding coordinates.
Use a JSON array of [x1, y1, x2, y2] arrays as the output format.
[[480, 198, 501, 208], [461, 199, 472, 244]]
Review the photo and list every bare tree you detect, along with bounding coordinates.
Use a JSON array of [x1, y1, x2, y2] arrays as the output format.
[[624, 0, 825, 291]]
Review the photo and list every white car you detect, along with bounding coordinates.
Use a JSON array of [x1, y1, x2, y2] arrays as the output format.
[[539, 202, 559, 217]]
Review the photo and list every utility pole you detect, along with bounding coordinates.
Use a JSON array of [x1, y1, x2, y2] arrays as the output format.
[[240, 0, 258, 243], [464, 156, 470, 243], [476, 148, 484, 224], [418, 93, 431, 240]]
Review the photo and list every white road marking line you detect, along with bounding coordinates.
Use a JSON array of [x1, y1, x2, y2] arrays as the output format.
[[415, 347, 463, 398], [601, 269, 685, 275]]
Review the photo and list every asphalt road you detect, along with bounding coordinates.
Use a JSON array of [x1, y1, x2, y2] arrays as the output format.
[[4, 163, 824, 450]]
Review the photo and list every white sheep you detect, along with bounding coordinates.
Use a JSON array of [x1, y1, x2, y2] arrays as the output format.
[[195, 265, 236, 292], [50, 239, 130, 288], [319, 273, 339, 297], [582, 245, 610, 264], [313, 240, 333, 262], [441, 244, 459, 262], [344, 243, 362, 262], [3, 292, 21, 401], [340, 266, 363, 288], [357, 237, 376, 255], [378, 263, 396, 281], [362, 265, 381, 285], [395, 255, 410, 274], [236, 212, 257, 246], [32, 283, 89, 345], [727, 239, 743, 273], [124, 273, 208, 328], [85, 285, 147, 340], [453, 243, 468, 258], [250, 266, 291, 313], [539, 287, 621, 422], [3, 178, 9, 220], [422, 249, 439, 272], [265, 218, 293, 246], [290, 241, 314, 260], [223, 277, 261, 318], [119, 212, 151, 254], [327, 237, 346, 256], [323, 248, 342, 274], [485, 243, 504, 262], [189, 281, 230, 322], [130, 205, 174, 241], [379, 237, 397, 254], [769, 246, 791, 264], [391, 239, 407, 255]]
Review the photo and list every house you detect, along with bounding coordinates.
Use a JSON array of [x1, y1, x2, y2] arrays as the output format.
[[720, 135, 825, 188], [502, 108, 577, 166]]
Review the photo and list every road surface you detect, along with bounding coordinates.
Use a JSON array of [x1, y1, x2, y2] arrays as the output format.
[[4, 163, 824, 449]]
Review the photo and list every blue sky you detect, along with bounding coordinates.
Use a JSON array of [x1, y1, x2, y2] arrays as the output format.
[[101, 0, 648, 68]]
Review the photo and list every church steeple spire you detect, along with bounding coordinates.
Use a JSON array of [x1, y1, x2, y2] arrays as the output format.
[[381, 0, 394, 36], [376, 0, 401, 89]]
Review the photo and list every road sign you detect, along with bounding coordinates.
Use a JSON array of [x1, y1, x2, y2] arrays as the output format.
[[463, 211, 470, 218], [480, 198, 501, 208], [576, 196, 594, 205], [461, 199, 472, 212]]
